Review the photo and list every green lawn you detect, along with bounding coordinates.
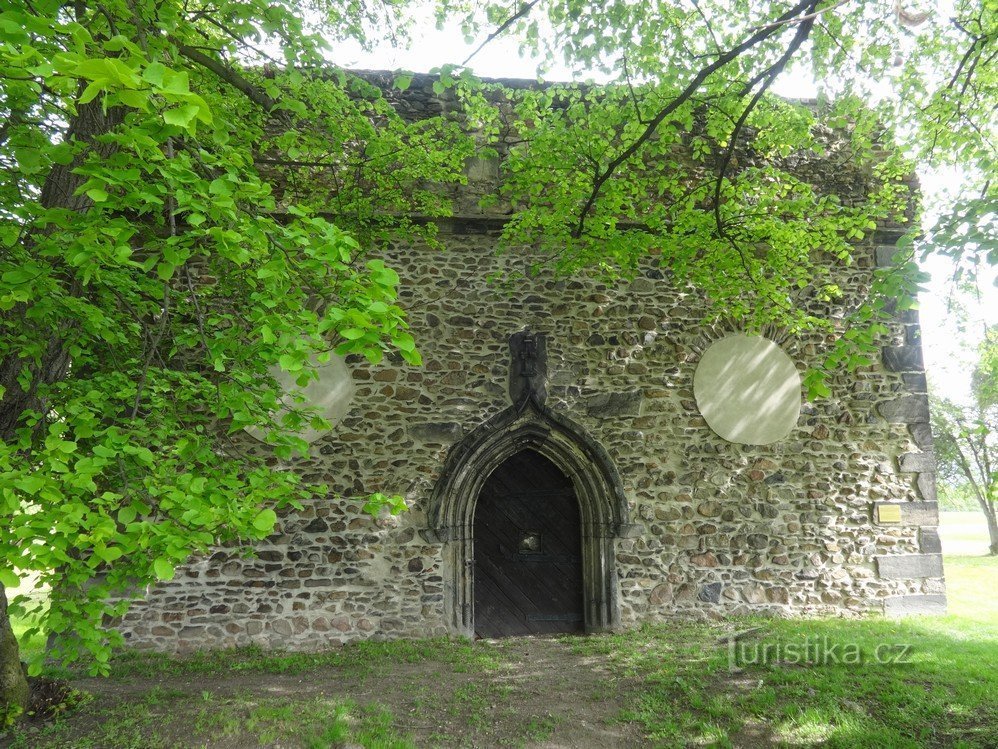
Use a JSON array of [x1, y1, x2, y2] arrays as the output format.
[[3, 519, 996, 748], [567, 554, 996, 748]]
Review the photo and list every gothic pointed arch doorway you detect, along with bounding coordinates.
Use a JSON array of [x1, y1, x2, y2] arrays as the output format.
[[473, 449, 584, 637], [423, 364, 641, 638]]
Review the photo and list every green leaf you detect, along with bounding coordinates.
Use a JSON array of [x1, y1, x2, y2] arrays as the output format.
[[0, 569, 19, 588], [142, 61, 167, 86], [252, 509, 277, 532], [153, 558, 175, 581], [163, 104, 200, 128]]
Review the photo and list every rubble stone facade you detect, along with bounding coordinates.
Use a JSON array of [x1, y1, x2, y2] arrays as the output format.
[[113, 74, 944, 652]]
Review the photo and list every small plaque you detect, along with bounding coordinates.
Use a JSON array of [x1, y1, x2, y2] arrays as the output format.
[[878, 504, 902, 523]]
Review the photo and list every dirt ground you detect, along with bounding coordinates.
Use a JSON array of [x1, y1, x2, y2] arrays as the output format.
[[5, 636, 650, 749]]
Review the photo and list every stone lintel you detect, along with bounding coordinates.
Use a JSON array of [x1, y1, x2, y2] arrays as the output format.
[[876, 553, 944, 580], [873, 501, 939, 526], [883, 594, 947, 616]]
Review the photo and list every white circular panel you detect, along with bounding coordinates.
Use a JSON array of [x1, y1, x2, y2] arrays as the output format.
[[246, 354, 355, 444], [693, 334, 801, 445]]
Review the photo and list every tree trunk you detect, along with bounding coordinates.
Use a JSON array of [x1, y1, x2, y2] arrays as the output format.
[[983, 501, 998, 556], [0, 98, 124, 722], [0, 586, 29, 722]]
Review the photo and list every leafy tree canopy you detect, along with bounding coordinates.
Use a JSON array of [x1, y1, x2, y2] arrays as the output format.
[[0, 0, 994, 720]]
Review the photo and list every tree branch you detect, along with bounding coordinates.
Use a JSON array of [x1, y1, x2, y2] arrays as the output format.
[[176, 43, 280, 114], [571, 0, 818, 239], [462, 0, 541, 67]]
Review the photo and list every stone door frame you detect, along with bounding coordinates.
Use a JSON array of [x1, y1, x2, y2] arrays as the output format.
[[423, 392, 639, 637]]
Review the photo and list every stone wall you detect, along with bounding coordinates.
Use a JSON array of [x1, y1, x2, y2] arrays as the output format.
[[112, 74, 944, 653], [113, 229, 943, 652]]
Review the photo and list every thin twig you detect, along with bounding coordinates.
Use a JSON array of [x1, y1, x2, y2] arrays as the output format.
[[462, 0, 541, 67]]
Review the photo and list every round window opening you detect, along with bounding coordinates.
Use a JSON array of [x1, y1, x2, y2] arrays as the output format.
[[245, 354, 355, 445], [693, 334, 801, 445]]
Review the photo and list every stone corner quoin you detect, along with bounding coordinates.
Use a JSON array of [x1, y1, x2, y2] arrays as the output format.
[[109, 73, 945, 653]]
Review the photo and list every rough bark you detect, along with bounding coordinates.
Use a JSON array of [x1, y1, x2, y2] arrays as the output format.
[[0, 99, 124, 722], [0, 586, 28, 722]]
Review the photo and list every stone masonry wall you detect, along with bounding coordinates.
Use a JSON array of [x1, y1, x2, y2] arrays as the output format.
[[112, 74, 944, 652], [114, 226, 943, 652]]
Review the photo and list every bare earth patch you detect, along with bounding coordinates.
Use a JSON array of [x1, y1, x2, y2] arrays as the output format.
[[5, 637, 648, 748]]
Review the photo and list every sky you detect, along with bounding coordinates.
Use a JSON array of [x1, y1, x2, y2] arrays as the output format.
[[339, 18, 997, 402]]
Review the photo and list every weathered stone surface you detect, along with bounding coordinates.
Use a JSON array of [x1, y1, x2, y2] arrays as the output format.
[[698, 582, 722, 603], [875, 245, 897, 267], [104, 76, 938, 654], [873, 501, 938, 526], [876, 553, 944, 579], [649, 583, 673, 605], [908, 423, 934, 450], [898, 453, 936, 473], [585, 390, 643, 417], [919, 528, 942, 554], [408, 422, 464, 443], [916, 473, 938, 502], [882, 346, 924, 372], [742, 584, 767, 604], [902, 373, 927, 393], [883, 594, 947, 616], [878, 395, 930, 423]]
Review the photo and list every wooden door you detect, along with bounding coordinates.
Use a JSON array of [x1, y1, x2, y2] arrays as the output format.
[[473, 450, 584, 637]]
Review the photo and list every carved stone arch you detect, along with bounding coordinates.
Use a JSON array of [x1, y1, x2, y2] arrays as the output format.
[[424, 391, 639, 637]]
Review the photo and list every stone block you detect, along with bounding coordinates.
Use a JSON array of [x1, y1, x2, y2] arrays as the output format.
[[919, 528, 942, 554], [585, 389, 643, 418], [649, 583, 673, 605], [878, 395, 930, 424], [697, 582, 722, 603], [898, 452, 936, 473], [908, 422, 934, 450], [876, 553, 944, 579], [882, 345, 924, 372], [875, 245, 897, 267], [408, 422, 463, 443], [902, 373, 927, 393], [916, 473, 938, 502], [883, 594, 947, 616], [873, 501, 938, 526]]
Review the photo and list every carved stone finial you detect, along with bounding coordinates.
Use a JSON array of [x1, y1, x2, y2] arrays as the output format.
[[508, 329, 547, 405]]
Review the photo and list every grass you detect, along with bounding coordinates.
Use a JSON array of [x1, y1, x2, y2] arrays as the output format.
[[102, 636, 503, 680], [9, 693, 415, 749], [562, 554, 997, 748], [3, 513, 995, 748]]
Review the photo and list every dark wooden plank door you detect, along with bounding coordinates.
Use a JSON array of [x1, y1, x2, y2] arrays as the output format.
[[473, 449, 584, 637]]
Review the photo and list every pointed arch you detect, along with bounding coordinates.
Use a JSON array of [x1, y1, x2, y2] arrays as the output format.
[[424, 393, 639, 636]]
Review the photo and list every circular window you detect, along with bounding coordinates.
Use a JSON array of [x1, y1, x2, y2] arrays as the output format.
[[246, 354, 355, 444], [693, 334, 801, 445]]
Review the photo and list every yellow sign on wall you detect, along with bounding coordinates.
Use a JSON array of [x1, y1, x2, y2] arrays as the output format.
[[878, 504, 902, 523]]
